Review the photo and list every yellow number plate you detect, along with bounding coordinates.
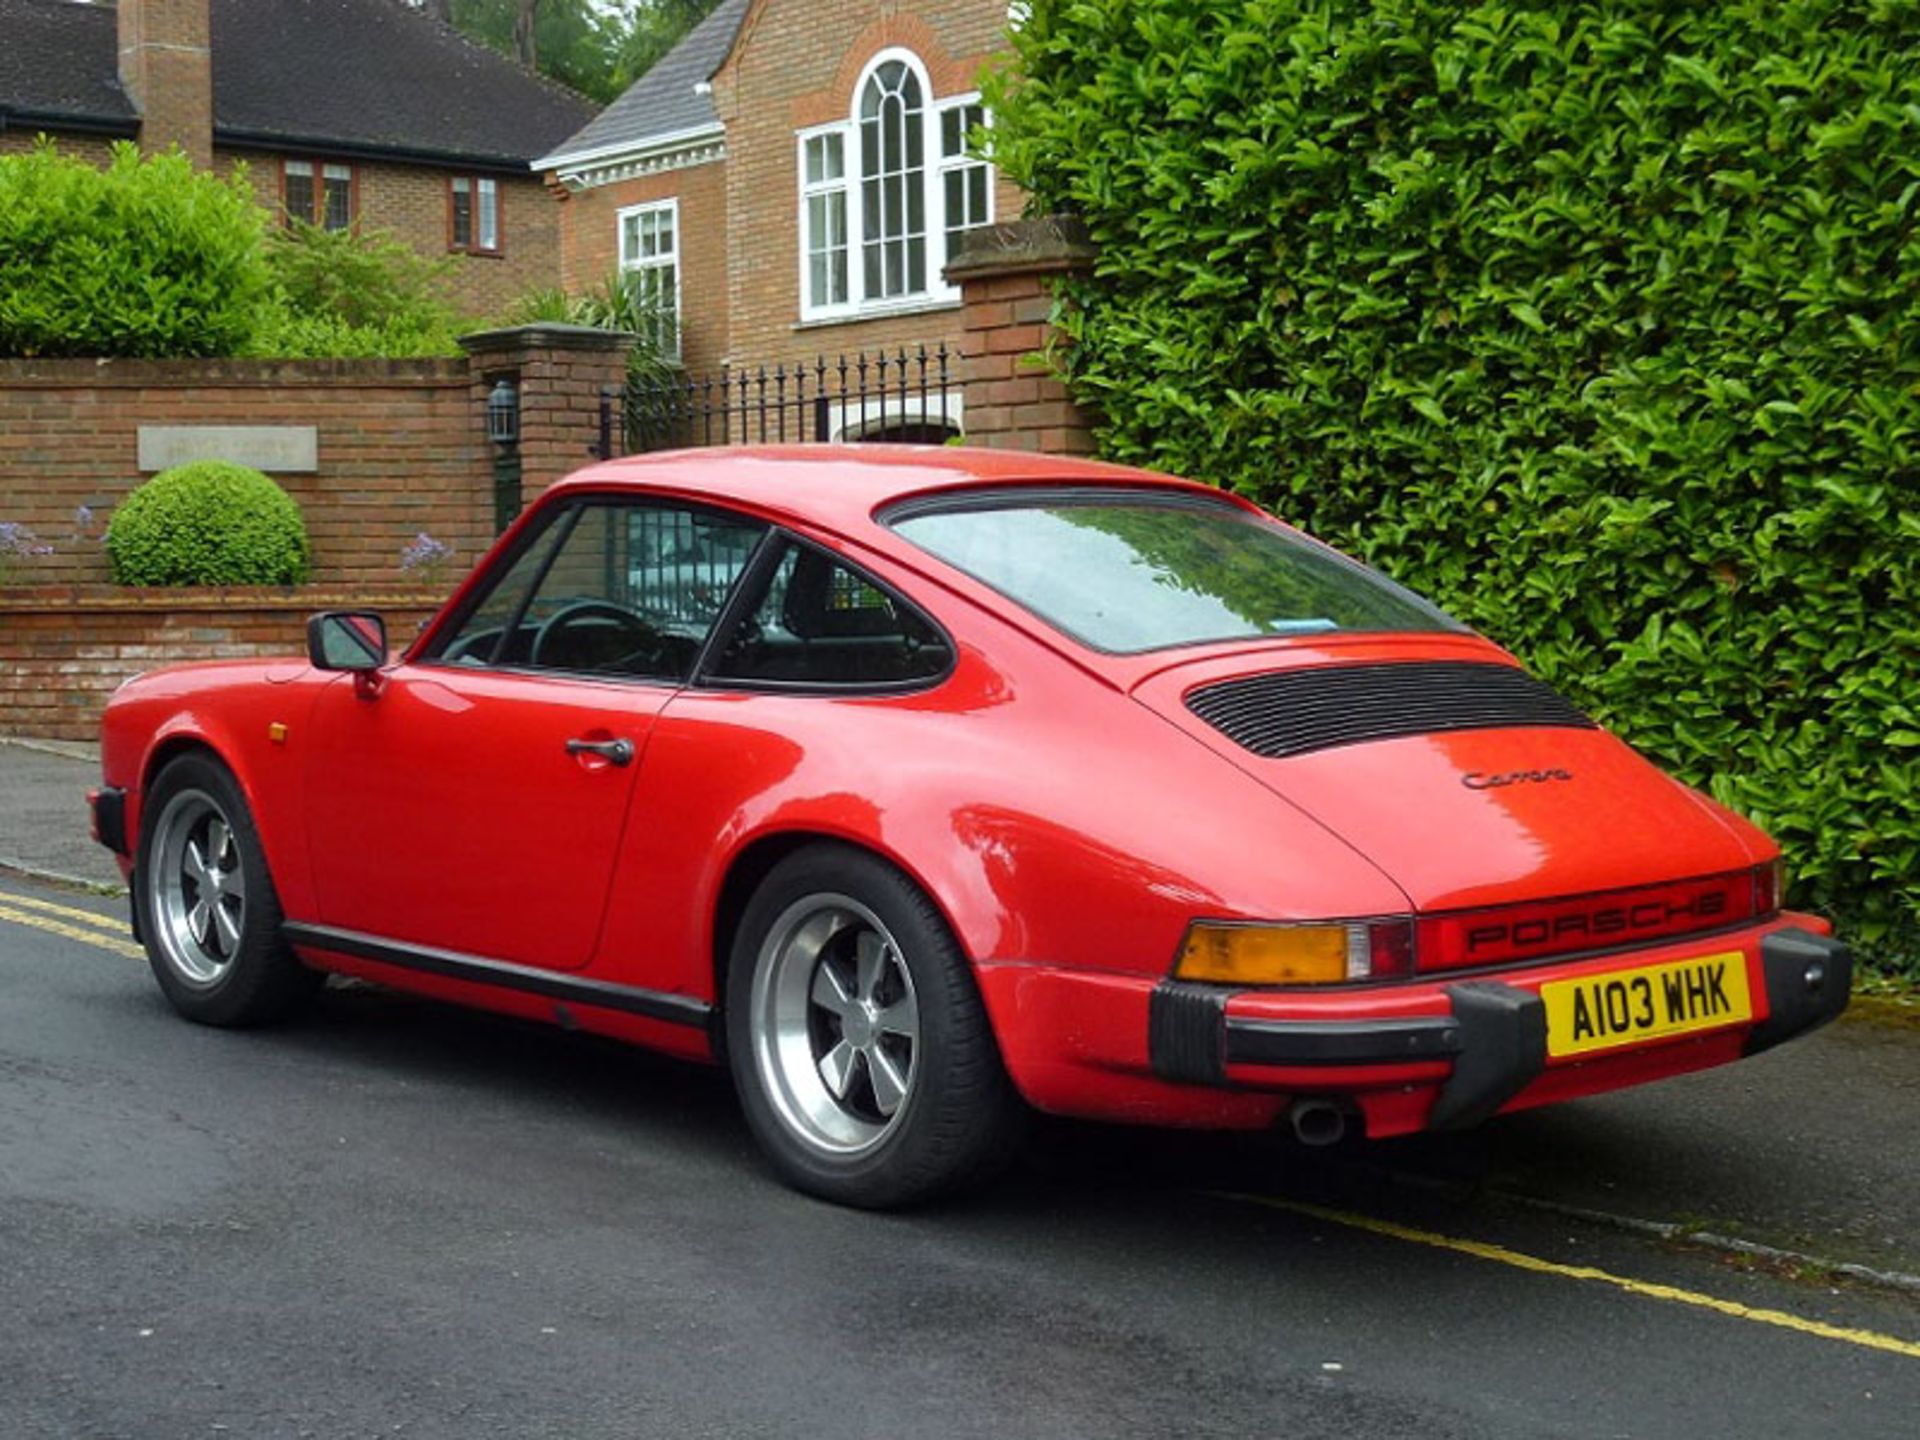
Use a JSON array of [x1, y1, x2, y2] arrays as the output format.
[[1540, 952, 1752, 1058]]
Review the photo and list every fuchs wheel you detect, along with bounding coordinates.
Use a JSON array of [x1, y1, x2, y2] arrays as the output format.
[[726, 844, 1024, 1208], [137, 752, 319, 1027]]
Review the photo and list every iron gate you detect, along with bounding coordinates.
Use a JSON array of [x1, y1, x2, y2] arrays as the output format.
[[601, 343, 962, 457]]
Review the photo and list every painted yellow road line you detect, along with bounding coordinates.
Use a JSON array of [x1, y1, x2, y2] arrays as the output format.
[[1214, 1191, 1920, 1361], [0, 890, 127, 932], [0, 902, 145, 960]]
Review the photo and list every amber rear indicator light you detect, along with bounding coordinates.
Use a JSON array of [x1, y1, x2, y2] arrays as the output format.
[[1174, 919, 1413, 985]]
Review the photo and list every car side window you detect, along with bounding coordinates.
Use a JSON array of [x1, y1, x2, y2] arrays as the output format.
[[705, 541, 951, 688], [436, 500, 766, 681]]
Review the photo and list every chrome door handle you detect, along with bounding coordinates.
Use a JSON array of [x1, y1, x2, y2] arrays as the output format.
[[565, 736, 635, 766]]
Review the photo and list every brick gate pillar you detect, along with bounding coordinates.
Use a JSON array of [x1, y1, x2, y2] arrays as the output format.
[[944, 216, 1099, 455], [457, 324, 636, 513]]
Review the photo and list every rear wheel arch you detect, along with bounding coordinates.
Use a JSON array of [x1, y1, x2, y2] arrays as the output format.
[[709, 831, 974, 1024]]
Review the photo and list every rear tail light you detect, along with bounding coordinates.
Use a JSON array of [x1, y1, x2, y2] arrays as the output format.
[[1174, 918, 1414, 985], [1754, 857, 1786, 916]]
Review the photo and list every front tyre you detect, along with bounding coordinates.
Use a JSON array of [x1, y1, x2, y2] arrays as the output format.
[[726, 845, 1023, 1208], [137, 752, 319, 1027]]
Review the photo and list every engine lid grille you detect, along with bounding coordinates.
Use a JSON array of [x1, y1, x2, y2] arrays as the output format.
[[1184, 660, 1596, 760]]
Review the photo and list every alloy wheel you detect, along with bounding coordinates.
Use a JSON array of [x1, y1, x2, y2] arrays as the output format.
[[147, 788, 248, 986], [749, 894, 921, 1156]]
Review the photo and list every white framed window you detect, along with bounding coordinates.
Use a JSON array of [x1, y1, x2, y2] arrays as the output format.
[[939, 102, 990, 267], [799, 128, 850, 313], [795, 49, 994, 322], [618, 199, 680, 358], [859, 57, 928, 300]]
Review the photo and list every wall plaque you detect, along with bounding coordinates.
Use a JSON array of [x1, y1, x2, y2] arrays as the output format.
[[137, 426, 319, 473]]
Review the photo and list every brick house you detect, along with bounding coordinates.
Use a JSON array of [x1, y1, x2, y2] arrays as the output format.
[[0, 0, 596, 318], [537, 0, 1022, 437]]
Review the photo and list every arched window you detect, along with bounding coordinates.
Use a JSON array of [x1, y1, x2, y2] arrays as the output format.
[[859, 60, 927, 300], [798, 50, 993, 320]]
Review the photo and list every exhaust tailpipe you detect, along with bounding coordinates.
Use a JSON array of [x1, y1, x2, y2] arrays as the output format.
[[1287, 1099, 1350, 1148]]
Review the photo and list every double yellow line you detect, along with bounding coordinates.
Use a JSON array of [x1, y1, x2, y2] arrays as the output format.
[[0, 889, 144, 960], [1214, 1192, 1920, 1360]]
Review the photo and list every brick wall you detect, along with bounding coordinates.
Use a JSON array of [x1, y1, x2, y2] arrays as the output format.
[[0, 357, 489, 590], [216, 149, 563, 321], [459, 324, 636, 496], [0, 587, 444, 742], [0, 131, 125, 163], [949, 217, 1099, 455], [712, 0, 1020, 372], [547, 0, 1023, 393], [557, 159, 731, 378]]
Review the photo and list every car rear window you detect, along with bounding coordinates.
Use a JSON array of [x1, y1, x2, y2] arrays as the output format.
[[887, 490, 1464, 654]]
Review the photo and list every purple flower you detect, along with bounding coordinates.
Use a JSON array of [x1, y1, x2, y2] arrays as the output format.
[[0, 521, 53, 580], [400, 532, 455, 574], [0, 521, 52, 556]]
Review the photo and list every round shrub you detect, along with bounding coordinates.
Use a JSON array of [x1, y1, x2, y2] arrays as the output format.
[[106, 462, 311, 586], [992, 0, 1920, 977]]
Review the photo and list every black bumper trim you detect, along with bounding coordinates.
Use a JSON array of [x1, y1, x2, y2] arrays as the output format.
[[1224, 1015, 1461, 1067], [1745, 927, 1851, 1055], [91, 786, 129, 857], [1146, 978, 1545, 1126], [1149, 982, 1228, 1085], [1426, 981, 1547, 1130]]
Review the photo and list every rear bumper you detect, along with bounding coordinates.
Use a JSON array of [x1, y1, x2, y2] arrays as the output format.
[[975, 917, 1850, 1136]]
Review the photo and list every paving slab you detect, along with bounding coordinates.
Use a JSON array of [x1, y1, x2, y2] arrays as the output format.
[[0, 740, 120, 890]]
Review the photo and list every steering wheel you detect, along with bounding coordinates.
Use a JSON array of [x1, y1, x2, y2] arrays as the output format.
[[529, 599, 666, 672]]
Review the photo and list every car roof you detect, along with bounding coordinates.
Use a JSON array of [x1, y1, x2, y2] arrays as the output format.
[[547, 444, 1239, 538]]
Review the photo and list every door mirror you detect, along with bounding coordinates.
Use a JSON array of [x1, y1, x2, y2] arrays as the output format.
[[308, 611, 388, 672]]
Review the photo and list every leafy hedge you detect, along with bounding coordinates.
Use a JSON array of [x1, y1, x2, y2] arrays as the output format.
[[106, 462, 311, 586], [0, 142, 469, 359], [991, 1, 1920, 974], [249, 222, 466, 359], [0, 141, 270, 358]]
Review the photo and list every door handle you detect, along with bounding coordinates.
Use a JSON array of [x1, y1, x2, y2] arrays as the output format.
[[565, 736, 635, 766]]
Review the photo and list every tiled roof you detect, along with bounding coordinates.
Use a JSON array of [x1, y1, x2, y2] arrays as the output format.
[[0, 0, 138, 135], [0, 0, 598, 169], [536, 0, 751, 169]]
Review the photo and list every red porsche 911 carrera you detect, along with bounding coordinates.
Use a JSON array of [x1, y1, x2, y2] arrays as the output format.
[[92, 446, 1849, 1207]]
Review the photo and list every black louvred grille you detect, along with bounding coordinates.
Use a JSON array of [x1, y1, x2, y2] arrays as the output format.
[[1185, 661, 1596, 759]]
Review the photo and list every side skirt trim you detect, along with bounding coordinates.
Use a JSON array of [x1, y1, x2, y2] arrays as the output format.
[[281, 921, 712, 1029]]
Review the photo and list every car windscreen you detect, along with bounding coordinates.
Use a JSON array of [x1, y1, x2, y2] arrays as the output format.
[[888, 490, 1465, 654]]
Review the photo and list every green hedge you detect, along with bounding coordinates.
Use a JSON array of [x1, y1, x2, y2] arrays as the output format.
[[106, 462, 311, 586], [992, 1, 1920, 975], [0, 141, 270, 358]]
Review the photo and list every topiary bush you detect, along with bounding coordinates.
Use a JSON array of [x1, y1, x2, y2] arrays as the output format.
[[991, 1, 1920, 976], [0, 140, 271, 358], [106, 462, 312, 586]]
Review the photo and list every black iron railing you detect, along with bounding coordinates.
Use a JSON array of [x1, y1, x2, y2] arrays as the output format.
[[604, 343, 961, 457]]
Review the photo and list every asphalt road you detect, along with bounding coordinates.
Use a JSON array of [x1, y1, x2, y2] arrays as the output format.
[[3, 875, 1918, 1440]]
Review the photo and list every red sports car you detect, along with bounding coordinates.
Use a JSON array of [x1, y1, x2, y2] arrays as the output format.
[[92, 446, 1849, 1207]]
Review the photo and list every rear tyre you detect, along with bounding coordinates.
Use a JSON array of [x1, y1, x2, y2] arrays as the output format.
[[726, 844, 1024, 1208], [136, 752, 319, 1027]]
